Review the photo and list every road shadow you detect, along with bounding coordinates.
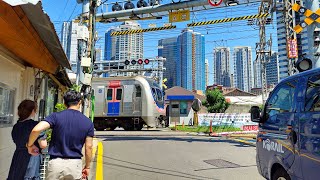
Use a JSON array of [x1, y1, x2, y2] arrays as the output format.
[[100, 155, 218, 180], [99, 155, 257, 179], [194, 165, 257, 172], [96, 135, 255, 148]]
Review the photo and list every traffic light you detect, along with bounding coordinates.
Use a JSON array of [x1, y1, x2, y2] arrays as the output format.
[[124, 59, 150, 65]]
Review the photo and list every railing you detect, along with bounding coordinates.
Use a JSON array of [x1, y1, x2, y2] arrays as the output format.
[[39, 149, 50, 180]]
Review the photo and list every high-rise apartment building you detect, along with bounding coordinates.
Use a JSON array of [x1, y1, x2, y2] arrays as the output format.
[[253, 59, 262, 88], [233, 46, 252, 92], [205, 59, 209, 88], [158, 37, 178, 89], [213, 47, 231, 87], [176, 29, 205, 91], [276, 1, 308, 80], [60, 22, 70, 55], [253, 52, 280, 88], [266, 52, 280, 85], [105, 21, 143, 76], [60, 21, 81, 72]]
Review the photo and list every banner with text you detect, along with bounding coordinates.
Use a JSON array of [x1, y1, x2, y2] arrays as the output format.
[[198, 113, 258, 130]]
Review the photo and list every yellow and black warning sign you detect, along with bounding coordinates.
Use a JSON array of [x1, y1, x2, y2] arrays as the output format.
[[292, 3, 320, 33], [187, 13, 269, 27], [110, 25, 177, 36]]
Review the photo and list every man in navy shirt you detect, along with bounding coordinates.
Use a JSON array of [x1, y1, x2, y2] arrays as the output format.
[[27, 90, 94, 180]]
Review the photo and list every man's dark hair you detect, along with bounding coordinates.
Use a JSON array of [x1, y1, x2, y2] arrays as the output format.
[[63, 90, 82, 107]]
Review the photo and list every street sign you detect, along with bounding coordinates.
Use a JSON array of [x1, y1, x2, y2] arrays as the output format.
[[287, 39, 298, 58], [169, 10, 190, 23], [208, 0, 223, 7]]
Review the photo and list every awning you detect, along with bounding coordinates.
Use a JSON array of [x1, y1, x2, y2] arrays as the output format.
[[0, 1, 71, 74], [21, 2, 71, 70]]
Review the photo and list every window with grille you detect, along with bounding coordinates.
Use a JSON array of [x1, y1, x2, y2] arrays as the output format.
[[0, 82, 15, 128]]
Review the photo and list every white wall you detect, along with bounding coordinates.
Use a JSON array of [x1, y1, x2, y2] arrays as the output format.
[[226, 95, 263, 105], [0, 50, 35, 178]]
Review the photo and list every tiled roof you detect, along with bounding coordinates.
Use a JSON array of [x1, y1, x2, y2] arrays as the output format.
[[223, 88, 257, 96]]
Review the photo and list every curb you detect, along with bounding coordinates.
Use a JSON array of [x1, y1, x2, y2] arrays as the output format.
[[230, 138, 256, 146]]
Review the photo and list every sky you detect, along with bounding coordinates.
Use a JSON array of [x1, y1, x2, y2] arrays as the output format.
[[42, 0, 278, 85]]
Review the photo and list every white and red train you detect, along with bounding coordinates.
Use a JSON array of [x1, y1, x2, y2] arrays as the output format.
[[92, 76, 166, 131]]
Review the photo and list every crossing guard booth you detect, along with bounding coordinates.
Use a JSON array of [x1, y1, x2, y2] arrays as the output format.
[[166, 95, 195, 126]]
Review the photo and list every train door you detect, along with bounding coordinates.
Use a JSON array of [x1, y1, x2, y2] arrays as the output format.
[[106, 86, 123, 116], [133, 85, 142, 112]]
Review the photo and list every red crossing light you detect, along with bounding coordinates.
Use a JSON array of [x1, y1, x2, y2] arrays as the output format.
[[138, 59, 143, 64], [144, 59, 150, 64]]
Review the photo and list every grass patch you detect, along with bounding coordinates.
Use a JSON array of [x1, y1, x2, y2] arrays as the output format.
[[171, 125, 241, 133]]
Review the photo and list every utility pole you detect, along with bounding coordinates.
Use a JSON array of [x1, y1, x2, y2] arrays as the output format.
[[256, 0, 272, 103], [84, 0, 97, 117], [77, 0, 97, 117], [283, 0, 297, 75]]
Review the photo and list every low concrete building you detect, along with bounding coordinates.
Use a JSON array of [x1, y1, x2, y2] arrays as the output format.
[[0, 1, 71, 177], [223, 87, 263, 113]]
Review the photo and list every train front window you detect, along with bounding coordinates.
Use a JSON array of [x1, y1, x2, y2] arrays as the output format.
[[116, 89, 122, 100], [107, 89, 112, 100], [156, 89, 163, 101]]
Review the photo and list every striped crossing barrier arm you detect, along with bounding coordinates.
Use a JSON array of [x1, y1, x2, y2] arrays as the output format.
[[111, 25, 177, 36], [187, 13, 269, 27]]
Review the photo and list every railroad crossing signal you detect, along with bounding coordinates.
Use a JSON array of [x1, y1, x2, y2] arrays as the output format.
[[125, 59, 150, 65], [292, 3, 320, 33]]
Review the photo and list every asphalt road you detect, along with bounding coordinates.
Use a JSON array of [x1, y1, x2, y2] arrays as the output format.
[[95, 129, 264, 180]]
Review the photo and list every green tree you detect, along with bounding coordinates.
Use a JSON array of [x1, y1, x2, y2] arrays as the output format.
[[202, 89, 230, 113]]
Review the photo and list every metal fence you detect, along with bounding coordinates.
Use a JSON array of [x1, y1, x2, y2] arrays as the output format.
[[39, 149, 50, 180]]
